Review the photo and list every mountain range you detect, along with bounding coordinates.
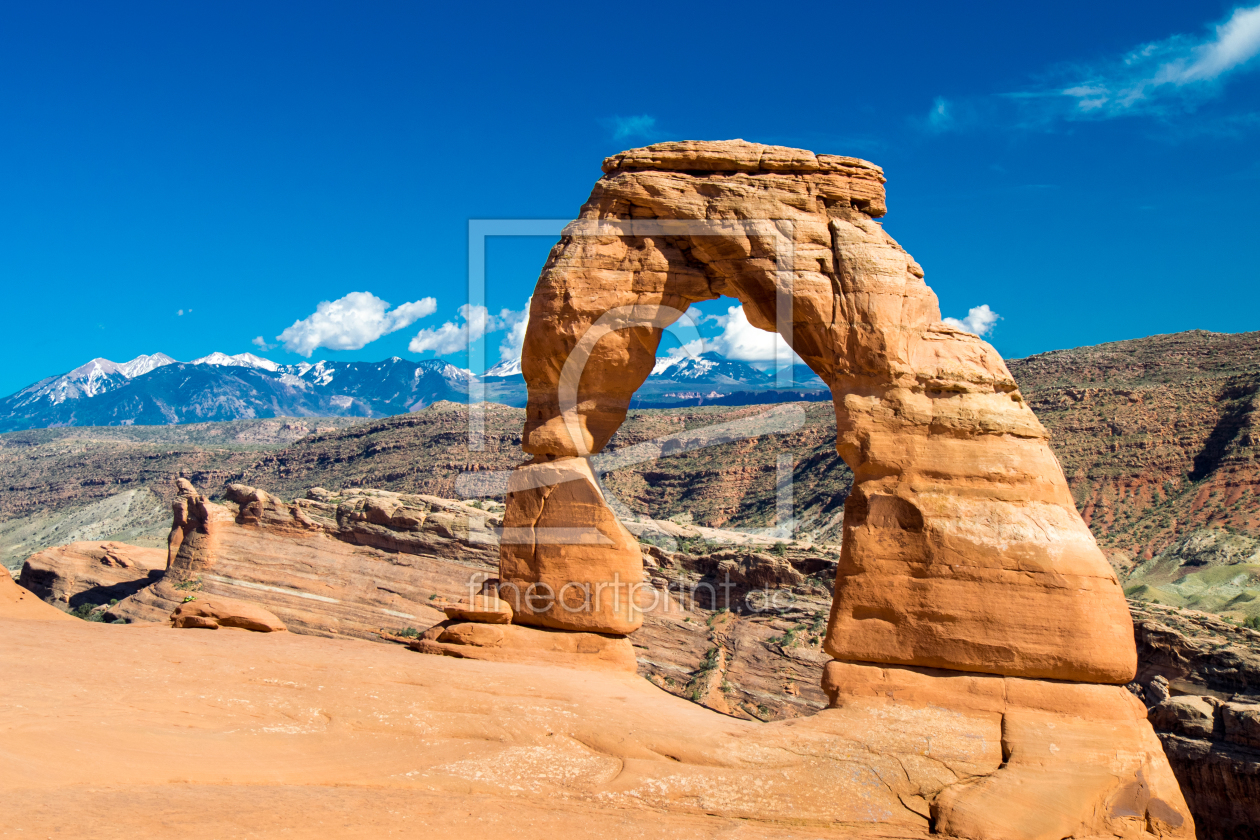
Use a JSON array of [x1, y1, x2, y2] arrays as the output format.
[[0, 350, 829, 432]]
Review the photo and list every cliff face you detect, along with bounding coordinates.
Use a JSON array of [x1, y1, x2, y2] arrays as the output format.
[[1129, 601, 1260, 839]]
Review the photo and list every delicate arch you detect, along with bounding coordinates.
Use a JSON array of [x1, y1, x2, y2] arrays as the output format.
[[501, 141, 1134, 684]]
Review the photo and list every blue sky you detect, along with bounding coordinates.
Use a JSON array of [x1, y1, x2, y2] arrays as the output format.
[[2, 0, 1259, 396]]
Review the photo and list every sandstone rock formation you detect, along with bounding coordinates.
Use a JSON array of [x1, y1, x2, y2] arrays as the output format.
[[107, 479, 501, 638], [506, 139, 1135, 684], [499, 140, 1187, 835], [823, 661, 1190, 839], [170, 594, 286, 632], [0, 615, 1196, 839], [500, 458, 642, 633], [443, 593, 513, 624], [412, 621, 637, 672], [19, 540, 165, 609]]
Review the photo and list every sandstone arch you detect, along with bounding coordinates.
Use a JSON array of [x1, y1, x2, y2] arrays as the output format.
[[501, 140, 1135, 685]]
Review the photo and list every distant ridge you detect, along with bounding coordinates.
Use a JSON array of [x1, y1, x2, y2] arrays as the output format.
[[0, 348, 830, 431]]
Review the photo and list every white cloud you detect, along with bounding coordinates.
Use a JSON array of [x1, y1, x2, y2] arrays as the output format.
[[666, 305, 801, 366], [496, 299, 530, 363], [252, 336, 276, 351], [278, 292, 436, 357], [606, 115, 657, 140], [1178, 4, 1260, 82], [927, 4, 1260, 130], [943, 304, 1000, 336], [926, 97, 953, 132], [408, 302, 530, 359], [1057, 4, 1260, 119]]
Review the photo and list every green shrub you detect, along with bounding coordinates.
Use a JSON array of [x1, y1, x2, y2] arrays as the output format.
[[69, 602, 106, 622]]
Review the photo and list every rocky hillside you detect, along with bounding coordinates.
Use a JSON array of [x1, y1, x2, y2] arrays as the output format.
[[1008, 329, 1260, 560], [1122, 528, 1260, 624], [235, 401, 852, 541], [0, 417, 363, 568]]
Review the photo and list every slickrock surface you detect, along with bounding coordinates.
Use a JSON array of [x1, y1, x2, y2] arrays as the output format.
[[15, 484, 840, 719], [510, 139, 1133, 681], [0, 566, 73, 620], [0, 613, 1181, 840], [31, 519, 1253, 835], [19, 540, 165, 608]]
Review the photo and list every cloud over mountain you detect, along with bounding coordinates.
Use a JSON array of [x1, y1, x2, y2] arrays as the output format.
[[409, 302, 529, 363], [668, 305, 801, 367], [278, 292, 437, 357]]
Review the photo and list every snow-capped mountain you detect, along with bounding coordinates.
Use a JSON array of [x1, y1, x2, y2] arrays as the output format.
[[649, 352, 772, 384], [483, 358, 523, 378], [0, 348, 829, 431], [116, 352, 178, 379], [190, 352, 280, 372], [4, 352, 178, 411]]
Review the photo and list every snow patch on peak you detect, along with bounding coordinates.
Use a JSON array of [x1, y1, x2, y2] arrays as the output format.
[[484, 358, 522, 378], [116, 353, 177, 379], [441, 364, 475, 382], [304, 361, 336, 386], [12, 357, 129, 407], [191, 352, 279, 372], [650, 356, 682, 376], [277, 373, 310, 389]]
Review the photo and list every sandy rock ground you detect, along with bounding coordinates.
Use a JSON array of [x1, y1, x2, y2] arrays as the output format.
[[1, 615, 932, 840]]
